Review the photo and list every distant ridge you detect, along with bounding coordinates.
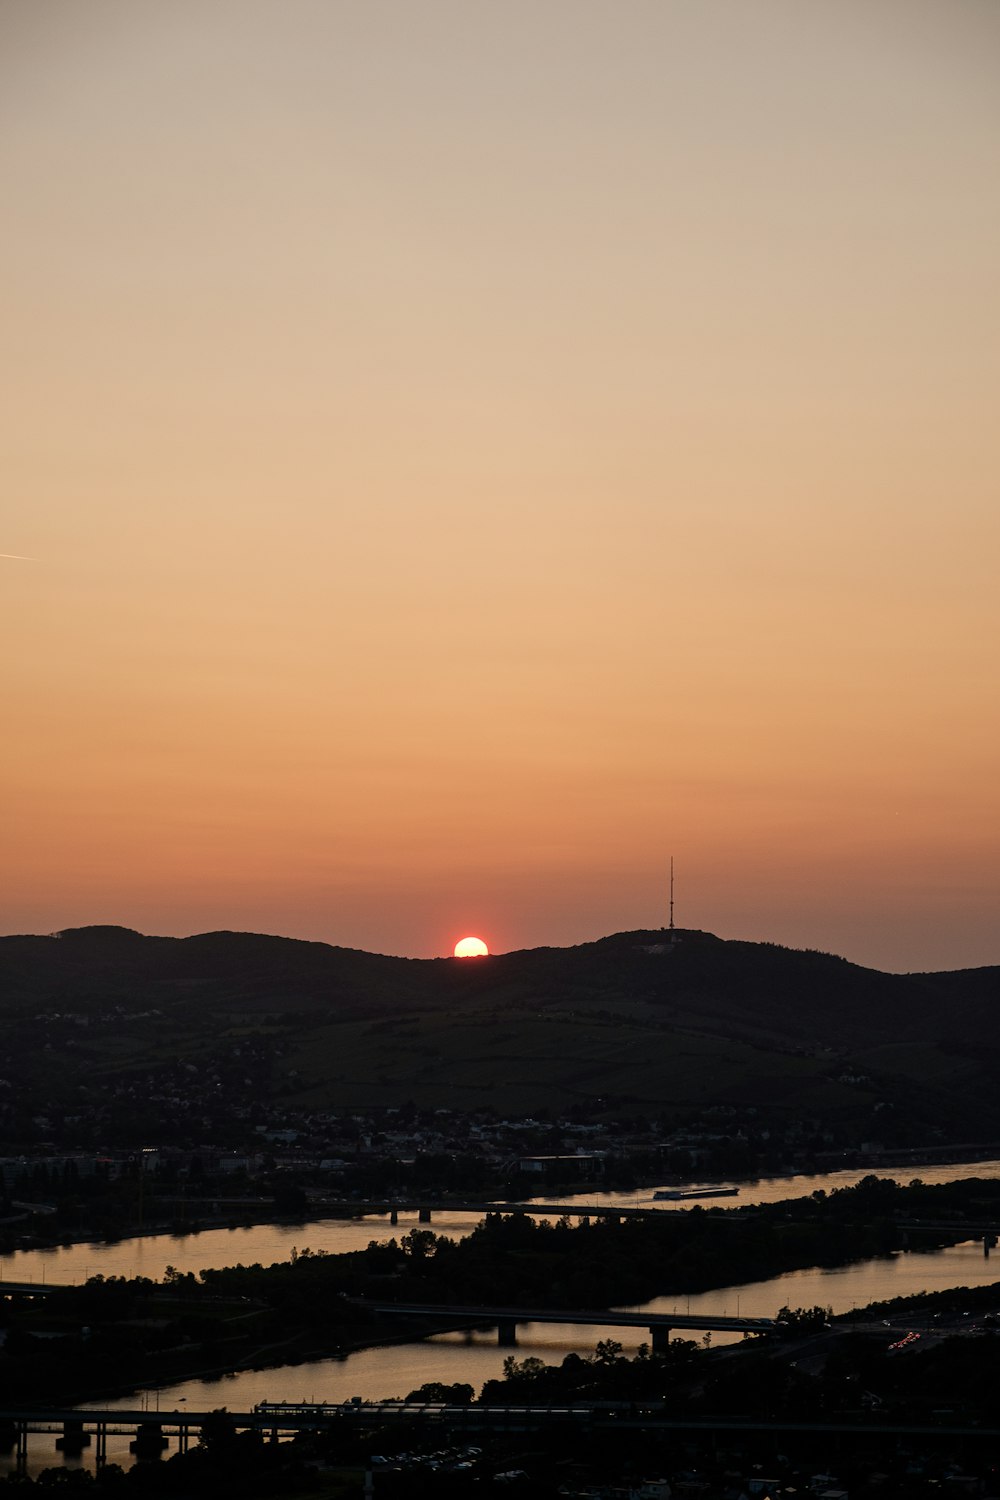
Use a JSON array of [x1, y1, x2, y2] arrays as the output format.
[[1, 925, 997, 1134]]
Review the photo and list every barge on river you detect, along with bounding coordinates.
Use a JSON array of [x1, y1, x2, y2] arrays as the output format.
[[652, 1187, 739, 1201]]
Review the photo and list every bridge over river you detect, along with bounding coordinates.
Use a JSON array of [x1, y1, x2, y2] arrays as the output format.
[[359, 1300, 775, 1350], [317, 1197, 739, 1225], [2, 1402, 999, 1474], [149, 1195, 737, 1225]]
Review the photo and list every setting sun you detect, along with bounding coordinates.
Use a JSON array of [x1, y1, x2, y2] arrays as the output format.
[[454, 936, 489, 958]]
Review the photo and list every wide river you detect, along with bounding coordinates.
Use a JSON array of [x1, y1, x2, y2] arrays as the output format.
[[6, 1158, 1000, 1476], [8, 1157, 1000, 1287]]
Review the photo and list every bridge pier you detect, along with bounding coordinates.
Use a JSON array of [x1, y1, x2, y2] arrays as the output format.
[[389, 1208, 398, 1225], [985, 1233, 996, 1257], [15, 1421, 27, 1475], [95, 1422, 107, 1466], [418, 1207, 432, 1223], [497, 1318, 518, 1347], [650, 1325, 671, 1354], [130, 1422, 169, 1457], [56, 1418, 91, 1453]]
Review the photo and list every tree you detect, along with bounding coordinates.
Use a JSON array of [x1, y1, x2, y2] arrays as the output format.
[[776, 1304, 832, 1335], [400, 1228, 437, 1260], [198, 1408, 237, 1452], [404, 1381, 474, 1404], [502, 1355, 547, 1383], [594, 1339, 624, 1365]]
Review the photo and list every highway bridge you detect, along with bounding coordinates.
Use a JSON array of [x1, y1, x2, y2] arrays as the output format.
[[359, 1300, 775, 1350]]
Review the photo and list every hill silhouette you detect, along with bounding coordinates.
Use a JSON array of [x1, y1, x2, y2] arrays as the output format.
[[1, 925, 997, 1139]]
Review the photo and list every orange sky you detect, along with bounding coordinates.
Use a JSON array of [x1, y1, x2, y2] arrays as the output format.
[[3, 0, 999, 972]]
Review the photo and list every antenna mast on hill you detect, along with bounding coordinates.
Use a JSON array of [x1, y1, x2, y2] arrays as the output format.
[[669, 856, 675, 931]]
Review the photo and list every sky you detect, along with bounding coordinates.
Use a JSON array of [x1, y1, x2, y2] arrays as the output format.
[[2, 0, 998, 972]]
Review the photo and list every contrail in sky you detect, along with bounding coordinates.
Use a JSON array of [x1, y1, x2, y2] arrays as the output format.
[[1, 553, 37, 560]]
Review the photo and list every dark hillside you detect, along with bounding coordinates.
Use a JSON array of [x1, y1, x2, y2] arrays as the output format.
[[0, 925, 997, 1137], [430, 929, 992, 1049], [0, 924, 427, 1018]]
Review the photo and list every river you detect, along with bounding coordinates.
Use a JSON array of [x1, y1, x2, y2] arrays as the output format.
[[12, 1237, 996, 1480], [5, 1158, 1000, 1477], [5, 1156, 1000, 1287]]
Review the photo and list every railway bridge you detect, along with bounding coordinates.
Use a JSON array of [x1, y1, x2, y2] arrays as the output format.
[[2, 1401, 999, 1474]]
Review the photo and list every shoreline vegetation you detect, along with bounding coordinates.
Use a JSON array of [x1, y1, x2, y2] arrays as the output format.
[[4, 1174, 1000, 1409]]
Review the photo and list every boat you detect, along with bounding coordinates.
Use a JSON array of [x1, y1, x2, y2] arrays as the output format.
[[652, 1187, 739, 1201]]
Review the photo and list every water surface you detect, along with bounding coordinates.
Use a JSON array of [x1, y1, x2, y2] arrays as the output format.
[[6, 1156, 1000, 1287]]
